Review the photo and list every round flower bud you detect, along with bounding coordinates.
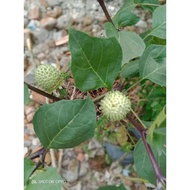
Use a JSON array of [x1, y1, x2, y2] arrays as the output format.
[[100, 91, 131, 121], [35, 64, 63, 93]]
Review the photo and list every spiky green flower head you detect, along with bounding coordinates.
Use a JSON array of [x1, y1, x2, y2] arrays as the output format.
[[35, 64, 63, 93], [100, 91, 131, 121]]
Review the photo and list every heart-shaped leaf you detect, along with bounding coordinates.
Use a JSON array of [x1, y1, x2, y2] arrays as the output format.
[[117, 11, 140, 28], [139, 44, 166, 86], [33, 97, 96, 149], [113, 0, 136, 28], [69, 29, 122, 92], [143, 5, 166, 40], [118, 31, 145, 65], [151, 5, 166, 39]]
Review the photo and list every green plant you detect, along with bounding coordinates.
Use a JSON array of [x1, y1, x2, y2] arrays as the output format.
[[24, 0, 166, 189], [34, 64, 64, 93]]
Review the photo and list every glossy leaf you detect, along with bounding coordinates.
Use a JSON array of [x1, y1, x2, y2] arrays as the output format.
[[117, 11, 140, 28], [151, 5, 166, 39], [25, 167, 63, 190], [24, 158, 36, 185], [139, 44, 166, 86], [118, 31, 145, 65], [113, 0, 136, 28], [121, 59, 139, 78], [69, 28, 122, 92], [33, 97, 96, 149], [134, 139, 166, 185]]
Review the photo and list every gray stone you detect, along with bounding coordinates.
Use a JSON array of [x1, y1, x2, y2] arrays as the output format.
[[32, 29, 50, 43], [46, 0, 63, 7], [79, 162, 88, 177], [69, 182, 82, 190], [52, 30, 63, 41], [27, 20, 41, 31], [24, 141, 32, 147], [37, 52, 46, 61], [62, 159, 79, 182], [32, 43, 49, 55], [24, 18, 29, 27], [56, 14, 73, 29], [135, 20, 148, 28]]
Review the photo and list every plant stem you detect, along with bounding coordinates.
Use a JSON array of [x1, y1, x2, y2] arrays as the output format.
[[138, 3, 161, 7], [30, 148, 49, 176], [25, 82, 61, 102], [93, 92, 107, 103], [27, 147, 45, 160], [126, 114, 166, 186], [97, 0, 118, 30], [126, 78, 144, 92], [130, 108, 146, 129]]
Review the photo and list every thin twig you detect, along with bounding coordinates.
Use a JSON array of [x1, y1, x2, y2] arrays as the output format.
[[58, 149, 64, 175], [70, 86, 76, 100], [50, 149, 57, 168], [97, 0, 118, 30], [26, 147, 45, 160], [30, 148, 49, 176], [126, 114, 166, 186], [25, 82, 61, 101]]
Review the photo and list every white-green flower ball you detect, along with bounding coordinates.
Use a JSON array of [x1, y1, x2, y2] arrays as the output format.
[[35, 64, 63, 93], [100, 91, 131, 121]]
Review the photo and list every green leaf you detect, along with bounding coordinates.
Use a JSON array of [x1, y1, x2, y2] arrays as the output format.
[[25, 167, 63, 190], [104, 22, 119, 39], [97, 183, 126, 190], [24, 158, 36, 185], [143, 5, 166, 39], [24, 84, 30, 105], [141, 30, 166, 47], [104, 24, 145, 65], [121, 59, 139, 78], [148, 106, 166, 139], [113, 0, 136, 28], [118, 31, 145, 65], [69, 28, 122, 92], [148, 127, 166, 156], [134, 0, 160, 12], [33, 97, 96, 149], [139, 44, 166, 86], [134, 139, 166, 185], [117, 11, 140, 28]]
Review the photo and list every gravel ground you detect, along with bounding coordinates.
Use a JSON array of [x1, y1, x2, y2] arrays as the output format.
[[24, 0, 153, 189]]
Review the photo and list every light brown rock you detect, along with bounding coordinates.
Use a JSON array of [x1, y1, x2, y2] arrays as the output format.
[[40, 17, 57, 30], [29, 5, 40, 20], [47, 6, 62, 18]]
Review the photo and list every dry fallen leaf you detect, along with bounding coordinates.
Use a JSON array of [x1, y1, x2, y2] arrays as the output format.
[[115, 125, 128, 146], [55, 35, 69, 46]]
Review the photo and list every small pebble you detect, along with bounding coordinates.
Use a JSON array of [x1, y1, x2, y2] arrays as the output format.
[[28, 4, 40, 20], [40, 17, 57, 30]]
